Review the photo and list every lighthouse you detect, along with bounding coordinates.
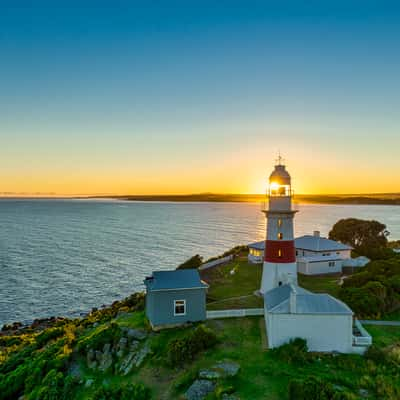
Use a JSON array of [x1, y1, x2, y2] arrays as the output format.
[[260, 157, 298, 294]]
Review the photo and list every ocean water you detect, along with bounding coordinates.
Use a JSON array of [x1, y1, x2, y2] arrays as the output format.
[[0, 199, 399, 326]]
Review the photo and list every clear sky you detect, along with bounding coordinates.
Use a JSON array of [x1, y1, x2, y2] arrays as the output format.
[[1, 1, 399, 195]]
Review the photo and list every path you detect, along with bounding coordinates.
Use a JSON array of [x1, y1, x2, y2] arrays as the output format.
[[359, 320, 400, 326]]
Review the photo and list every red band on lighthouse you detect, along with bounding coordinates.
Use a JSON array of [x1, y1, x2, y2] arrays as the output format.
[[264, 240, 296, 263]]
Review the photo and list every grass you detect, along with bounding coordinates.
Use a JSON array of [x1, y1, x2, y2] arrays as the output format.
[[366, 325, 400, 348], [298, 273, 341, 297], [201, 256, 341, 310], [201, 257, 263, 309]]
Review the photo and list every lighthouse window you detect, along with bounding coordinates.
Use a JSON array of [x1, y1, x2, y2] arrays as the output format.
[[278, 249, 282, 257], [277, 232, 283, 240], [278, 219, 282, 227]]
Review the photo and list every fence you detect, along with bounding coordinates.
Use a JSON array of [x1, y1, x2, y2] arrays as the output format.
[[206, 308, 264, 319], [198, 255, 234, 271]]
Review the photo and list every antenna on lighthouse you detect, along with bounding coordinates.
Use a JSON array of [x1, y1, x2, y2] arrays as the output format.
[[275, 151, 285, 166]]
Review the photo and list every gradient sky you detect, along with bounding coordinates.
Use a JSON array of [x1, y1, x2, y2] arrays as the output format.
[[1, 1, 399, 195]]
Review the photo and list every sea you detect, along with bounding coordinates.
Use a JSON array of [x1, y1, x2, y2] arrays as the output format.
[[1, 199, 399, 327]]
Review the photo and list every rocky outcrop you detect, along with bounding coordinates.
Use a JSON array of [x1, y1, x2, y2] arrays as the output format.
[[85, 329, 151, 375], [185, 380, 216, 400], [185, 360, 241, 399]]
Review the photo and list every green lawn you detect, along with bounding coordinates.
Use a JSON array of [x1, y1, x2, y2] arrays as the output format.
[[201, 257, 341, 310], [298, 273, 341, 297]]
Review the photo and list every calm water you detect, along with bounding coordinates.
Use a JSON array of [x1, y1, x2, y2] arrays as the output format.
[[1, 199, 399, 326]]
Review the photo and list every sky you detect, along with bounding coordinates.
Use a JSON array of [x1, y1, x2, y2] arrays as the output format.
[[1, 1, 399, 195]]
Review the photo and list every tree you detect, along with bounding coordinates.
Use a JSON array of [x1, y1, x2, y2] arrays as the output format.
[[176, 254, 203, 270], [329, 218, 389, 256]]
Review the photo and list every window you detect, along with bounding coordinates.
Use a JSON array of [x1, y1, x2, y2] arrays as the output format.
[[278, 219, 282, 227], [277, 232, 283, 240], [328, 261, 335, 267], [296, 251, 298, 256], [174, 300, 186, 316], [278, 281, 283, 286], [278, 249, 282, 257]]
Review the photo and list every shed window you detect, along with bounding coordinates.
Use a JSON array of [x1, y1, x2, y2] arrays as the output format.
[[328, 261, 335, 267], [277, 232, 283, 240], [278, 249, 282, 257], [174, 300, 186, 316]]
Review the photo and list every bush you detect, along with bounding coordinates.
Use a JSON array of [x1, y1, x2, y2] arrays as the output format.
[[93, 383, 151, 400], [271, 338, 309, 364], [288, 377, 354, 400], [35, 327, 65, 348], [166, 324, 218, 366], [176, 255, 203, 270], [77, 322, 121, 353]]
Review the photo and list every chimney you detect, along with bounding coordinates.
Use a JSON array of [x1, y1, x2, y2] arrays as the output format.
[[313, 230, 320, 237], [289, 285, 297, 313]]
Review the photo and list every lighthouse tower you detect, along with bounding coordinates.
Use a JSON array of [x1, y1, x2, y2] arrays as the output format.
[[260, 158, 298, 294]]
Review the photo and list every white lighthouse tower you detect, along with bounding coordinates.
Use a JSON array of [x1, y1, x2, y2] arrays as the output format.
[[260, 157, 298, 294]]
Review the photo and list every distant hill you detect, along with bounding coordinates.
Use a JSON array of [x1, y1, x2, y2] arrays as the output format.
[[93, 193, 400, 205]]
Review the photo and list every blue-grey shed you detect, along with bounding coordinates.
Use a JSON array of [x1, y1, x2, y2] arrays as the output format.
[[144, 269, 209, 329]]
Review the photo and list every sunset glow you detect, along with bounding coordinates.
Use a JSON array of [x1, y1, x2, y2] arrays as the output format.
[[0, 2, 399, 196]]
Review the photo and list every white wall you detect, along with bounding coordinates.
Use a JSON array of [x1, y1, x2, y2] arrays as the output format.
[[261, 261, 297, 293], [266, 312, 353, 353], [296, 249, 351, 259], [297, 259, 343, 275]]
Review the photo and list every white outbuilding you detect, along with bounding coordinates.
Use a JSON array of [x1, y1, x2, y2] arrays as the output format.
[[264, 284, 371, 353], [248, 231, 354, 275]]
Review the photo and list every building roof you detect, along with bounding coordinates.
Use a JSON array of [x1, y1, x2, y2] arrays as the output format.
[[248, 240, 265, 250], [297, 255, 342, 263], [295, 235, 352, 252], [144, 269, 208, 291], [264, 284, 353, 315], [342, 256, 370, 267], [248, 235, 352, 252], [264, 284, 310, 311]]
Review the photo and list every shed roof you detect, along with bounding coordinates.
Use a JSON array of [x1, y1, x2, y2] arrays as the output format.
[[248, 235, 352, 252], [264, 284, 311, 311], [264, 284, 353, 315], [144, 269, 208, 291], [248, 240, 265, 250], [295, 235, 352, 251]]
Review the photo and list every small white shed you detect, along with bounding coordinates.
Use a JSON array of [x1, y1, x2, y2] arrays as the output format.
[[264, 284, 371, 353], [297, 255, 342, 275]]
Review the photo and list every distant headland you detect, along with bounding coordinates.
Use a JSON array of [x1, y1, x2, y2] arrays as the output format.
[[91, 193, 400, 205]]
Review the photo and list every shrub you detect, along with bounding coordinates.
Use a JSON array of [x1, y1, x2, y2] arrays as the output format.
[[176, 255, 203, 270], [35, 327, 65, 348], [166, 324, 218, 366], [77, 322, 121, 353], [271, 338, 309, 364], [288, 377, 354, 400], [93, 383, 151, 400]]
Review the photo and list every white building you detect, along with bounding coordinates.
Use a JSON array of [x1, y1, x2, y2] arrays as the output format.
[[264, 284, 371, 353], [249, 231, 354, 275]]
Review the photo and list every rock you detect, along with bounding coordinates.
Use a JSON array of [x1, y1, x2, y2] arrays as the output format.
[[123, 328, 148, 340], [95, 350, 103, 362], [84, 379, 94, 388], [215, 361, 240, 377], [199, 369, 222, 380], [132, 341, 151, 367], [185, 379, 216, 400], [69, 362, 82, 378], [93, 322, 99, 328], [359, 389, 369, 398], [119, 350, 137, 375], [103, 343, 112, 354], [98, 351, 113, 372]]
